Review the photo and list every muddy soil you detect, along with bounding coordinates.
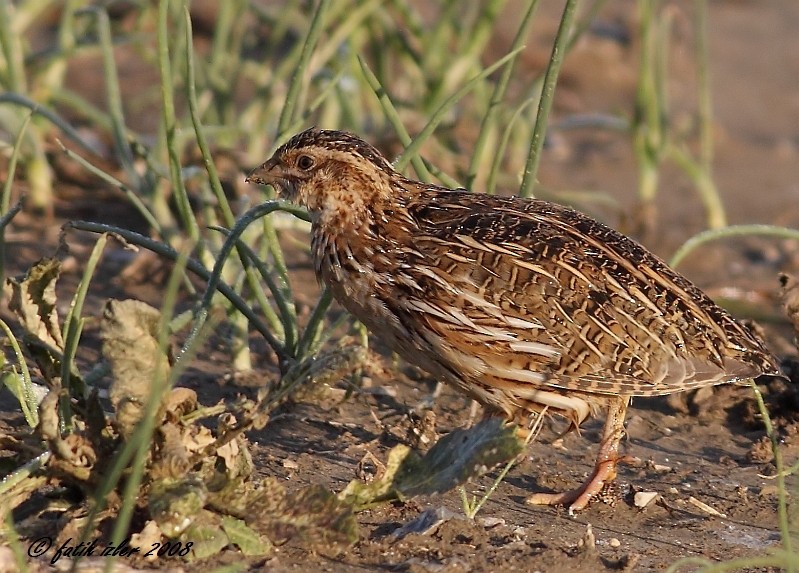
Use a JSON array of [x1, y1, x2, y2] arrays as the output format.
[[2, 1, 799, 572]]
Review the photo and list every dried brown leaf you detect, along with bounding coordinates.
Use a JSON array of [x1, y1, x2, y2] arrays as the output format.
[[5, 258, 64, 350], [101, 299, 171, 437]]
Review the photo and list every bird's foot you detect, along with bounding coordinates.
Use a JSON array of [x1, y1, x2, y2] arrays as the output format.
[[526, 455, 633, 514]]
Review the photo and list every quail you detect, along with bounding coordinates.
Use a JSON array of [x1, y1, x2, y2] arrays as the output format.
[[247, 128, 780, 512]]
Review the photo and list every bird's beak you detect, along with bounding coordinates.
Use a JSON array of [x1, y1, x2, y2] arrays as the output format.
[[245, 157, 281, 186]]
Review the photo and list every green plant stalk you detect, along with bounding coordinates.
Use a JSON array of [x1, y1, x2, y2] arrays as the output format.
[[295, 288, 333, 360], [183, 7, 292, 352], [519, 0, 580, 198], [632, 0, 667, 209], [424, 1, 460, 83], [696, 0, 713, 171], [207, 0, 246, 125], [64, 220, 288, 365], [467, 0, 540, 189], [461, 456, 517, 519], [487, 98, 534, 195], [60, 234, 108, 406], [0, 318, 38, 427], [394, 47, 524, 173], [458, 0, 506, 66], [670, 148, 726, 230], [357, 56, 435, 182], [0, 92, 102, 154], [230, 273, 252, 372], [0, 112, 32, 289], [175, 202, 310, 368], [252, 1, 331, 344], [243, 65, 345, 164], [282, 67, 347, 136], [0, 452, 49, 497], [0, 0, 27, 93], [262, 218, 295, 343], [276, 0, 331, 136], [0, 198, 24, 296], [311, 0, 382, 75], [55, 141, 163, 233], [668, 224, 799, 268], [1, 0, 53, 34], [158, 0, 203, 256], [210, 230, 286, 343], [686, 0, 726, 230], [425, 0, 504, 109], [83, 6, 139, 190], [309, 311, 355, 358], [636, 159, 659, 210], [211, 230, 297, 353], [749, 380, 794, 562], [35, 0, 79, 101], [23, 154, 54, 214]]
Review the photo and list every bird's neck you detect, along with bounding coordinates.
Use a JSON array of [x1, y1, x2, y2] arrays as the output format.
[[310, 187, 416, 286]]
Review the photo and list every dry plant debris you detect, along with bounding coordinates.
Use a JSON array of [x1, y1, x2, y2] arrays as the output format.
[[1, 259, 525, 563]]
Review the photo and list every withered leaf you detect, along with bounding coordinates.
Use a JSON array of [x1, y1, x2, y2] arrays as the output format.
[[101, 299, 171, 437], [149, 474, 208, 538], [5, 258, 64, 350], [221, 515, 273, 556], [340, 418, 523, 508], [394, 418, 523, 497], [247, 477, 357, 552], [338, 445, 411, 509]]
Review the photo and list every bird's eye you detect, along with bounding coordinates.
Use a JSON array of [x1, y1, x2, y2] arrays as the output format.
[[297, 155, 315, 170]]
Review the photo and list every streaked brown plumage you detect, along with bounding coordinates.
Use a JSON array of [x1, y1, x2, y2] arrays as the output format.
[[247, 128, 781, 512]]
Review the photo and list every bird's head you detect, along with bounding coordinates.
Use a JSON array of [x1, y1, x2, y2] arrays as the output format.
[[246, 128, 398, 215]]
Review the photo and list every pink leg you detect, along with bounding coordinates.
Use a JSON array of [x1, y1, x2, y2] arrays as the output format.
[[526, 396, 630, 514]]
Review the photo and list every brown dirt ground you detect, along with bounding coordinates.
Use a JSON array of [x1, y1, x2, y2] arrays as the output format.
[[2, 2, 799, 572]]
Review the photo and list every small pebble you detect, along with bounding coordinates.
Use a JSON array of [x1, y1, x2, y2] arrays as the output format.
[[634, 491, 659, 509], [282, 459, 299, 470], [609, 537, 621, 548], [512, 526, 527, 538], [478, 516, 506, 528]]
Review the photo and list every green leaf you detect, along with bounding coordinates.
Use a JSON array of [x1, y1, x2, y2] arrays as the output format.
[[221, 516, 273, 556], [182, 518, 230, 561], [395, 418, 523, 497], [340, 418, 523, 509]]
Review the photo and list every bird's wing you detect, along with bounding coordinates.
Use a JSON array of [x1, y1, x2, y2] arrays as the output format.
[[392, 191, 773, 398]]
